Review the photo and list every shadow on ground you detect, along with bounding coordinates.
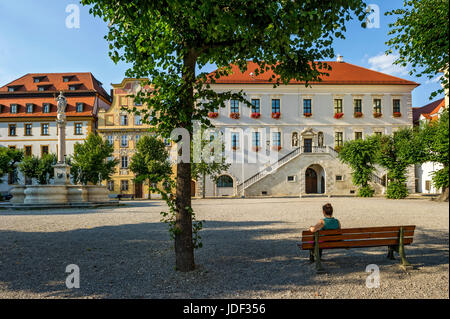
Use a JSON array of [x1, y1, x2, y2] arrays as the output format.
[[0, 220, 447, 298]]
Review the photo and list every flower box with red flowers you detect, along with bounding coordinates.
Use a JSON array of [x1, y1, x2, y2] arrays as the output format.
[[354, 112, 363, 118], [303, 113, 312, 118], [373, 112, 383, 118], [230, 112, 240, 119], [251, 112, 261, 119], [251, 146, 260, 152], [272, 145, 282, 151], [208, 112, 219, 118], [393, 112, 402, 118], [334, 112, 344, 119], [271, 112, 281, 119]]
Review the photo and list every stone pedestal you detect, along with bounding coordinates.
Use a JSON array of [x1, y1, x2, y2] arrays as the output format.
[[67, 186, 88, 203], [53, 163, 71, 185], [86, 185, 110, 202]]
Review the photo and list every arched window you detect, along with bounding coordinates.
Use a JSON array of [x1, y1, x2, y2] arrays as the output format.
[[216, 175, 233, 188], [292, 132, 299, 147]]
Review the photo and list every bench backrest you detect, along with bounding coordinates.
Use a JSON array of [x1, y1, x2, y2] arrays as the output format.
[[301, 226, 416, 250]]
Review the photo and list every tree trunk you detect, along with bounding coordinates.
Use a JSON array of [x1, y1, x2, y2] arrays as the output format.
[[436, 186, 449, 202], [148, 179, 151, 200], [202, 172, 206, 199], [175, 162, 195, 271], [174, 48, 197, 272]]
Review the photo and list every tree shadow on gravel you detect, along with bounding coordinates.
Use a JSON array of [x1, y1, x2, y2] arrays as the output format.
[[0, 220, 447, 298]]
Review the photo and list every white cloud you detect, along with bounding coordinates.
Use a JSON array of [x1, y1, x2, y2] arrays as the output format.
[[367, 53, 408, 76]]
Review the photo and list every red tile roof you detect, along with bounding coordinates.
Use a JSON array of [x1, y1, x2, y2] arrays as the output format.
[[0, 72, 111, 101], [413, 97, 445, 123], [208, 61, 419, 86]]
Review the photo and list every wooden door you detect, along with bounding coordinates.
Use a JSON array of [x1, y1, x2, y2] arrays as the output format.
[[305, 168, 317, 194], [191, 180, 196, 197], [304, 138, 312, 153], [134, 182, 143, 199]]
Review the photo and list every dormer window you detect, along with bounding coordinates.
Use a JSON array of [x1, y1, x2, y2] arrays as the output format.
[[26, 103, 34, 113], [8, 87, 15, 92], [63, 76, 73, 83], [33, 76, 45, 83], [43, 103, 51, 113], [76, 102, 84, 112], [69, 85, 77, 91], [10, 104, 18, 113]]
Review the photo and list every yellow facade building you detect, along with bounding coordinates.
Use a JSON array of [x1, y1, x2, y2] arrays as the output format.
[[98, 78, 171, 199]]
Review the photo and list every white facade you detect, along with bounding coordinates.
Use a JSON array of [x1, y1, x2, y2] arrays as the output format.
[[200, 82, 416, 197]]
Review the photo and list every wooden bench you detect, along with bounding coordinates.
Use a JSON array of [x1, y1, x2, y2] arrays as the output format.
[[298, 226, 416, 273]]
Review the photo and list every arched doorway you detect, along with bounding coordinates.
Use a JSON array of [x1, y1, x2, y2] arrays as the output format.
[[216, 175, 234, 196], [305, 164, 326, 194]]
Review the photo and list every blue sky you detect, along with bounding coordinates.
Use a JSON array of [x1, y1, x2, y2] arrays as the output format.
[[0, 0, 443, 107]]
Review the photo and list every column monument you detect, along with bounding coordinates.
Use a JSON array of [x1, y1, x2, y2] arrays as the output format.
[[53, 91, 71, 185]]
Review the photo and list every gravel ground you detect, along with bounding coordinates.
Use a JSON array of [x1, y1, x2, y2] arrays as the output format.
[[0, 197, 448, 299]]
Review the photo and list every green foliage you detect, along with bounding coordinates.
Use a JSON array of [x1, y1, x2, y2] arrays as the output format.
[[18, 153, 57, 185], [0, 148, 23, 184], [70, 133, 118, 185], [375, 129, 424, 199], [419, 108, 449, 190], [386, 0, 449, 99], [338, 136, 379, 197]]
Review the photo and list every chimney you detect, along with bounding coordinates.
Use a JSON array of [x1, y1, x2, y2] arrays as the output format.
[[336, 55, 344, 63]]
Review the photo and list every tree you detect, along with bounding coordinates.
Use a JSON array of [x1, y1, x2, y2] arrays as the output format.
[[82, 0, 367, 272], [386, 0, 449, 99], [0, 148, 23, 184], [70, 133, 118, 185], [129, 135, 173, 199], [419, 108, 449, 201], [376, 128, 425, 199], [18, 153, 57, 185], [338, 136, 379, 197], [191, 127, 230, 199]]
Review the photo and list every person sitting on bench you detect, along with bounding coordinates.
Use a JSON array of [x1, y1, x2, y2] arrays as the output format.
[[308, 203, 341, 260]]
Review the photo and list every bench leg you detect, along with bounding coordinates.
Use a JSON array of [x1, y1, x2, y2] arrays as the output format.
[[387, 246, 395, 260], [399, 227, 413, 271], [309, 250, 315, 263], [314, 232, 325, 273]]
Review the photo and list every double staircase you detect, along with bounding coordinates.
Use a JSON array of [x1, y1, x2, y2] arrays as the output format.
[[236, 146, 339, 195]]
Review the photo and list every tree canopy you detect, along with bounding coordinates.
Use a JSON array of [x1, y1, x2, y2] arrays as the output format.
[[0, 148, 23, 184]]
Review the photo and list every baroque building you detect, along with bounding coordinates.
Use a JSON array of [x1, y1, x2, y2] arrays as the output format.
[[199, 59, 419, 197], [0, 73, 111, 192]]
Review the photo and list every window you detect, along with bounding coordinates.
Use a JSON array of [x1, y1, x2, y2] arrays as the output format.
[[41, 123, 49, 135], [8, 87, 15, 92], [107, 135, 114, 145], [26, 103, 34, 113], [354, 99, 362, 113], [251, 99, 260, 113], [120, 180, 129, 191], [335, 132, 343, 147], [9, 146, 16, 150], [374, 131, 383, 137], [355, 131, 363, 140], [120, 115, 128, 126], [9, 124, 17, 136], [121, 135, 128, 147], [336, 175, 343, 181], [134, 115, 142, 125], [107, 180, 115, 191], [121, 156, 128, 168], [252, 131, 260, 147], [25, 124, 32, 136], [63, 76, 72, 83], [230, 99, 239, 113], [69, 85, 78, 91], [272, 132, 281, 147], [41, 145, 49, 157], [393, 99, 401, 113], [38, 86, 45, 92], [373, 99, 382, 113], [231, 132, 239, 149], [425, 180, 431, 192], [303, 99, 312, 114], [135, 135, 141, 143], [24, 146, 32, 157], [334, 99, 343, 114], [33, 77, 41, 83], [43, 103, 50, 113], [272, 99, 280, 113], [216, 175, 233, 188], [287, 176, 296, 182], [74, 123, 82, 135], [10, 104, 18, 114], [76, 103, 84, 113]]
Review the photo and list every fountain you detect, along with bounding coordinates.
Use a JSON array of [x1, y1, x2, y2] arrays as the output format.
[[9, 92, 117, 209]]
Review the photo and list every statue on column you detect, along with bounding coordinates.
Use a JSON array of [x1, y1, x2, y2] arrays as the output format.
[[53, 91, 71, 184], [56, 91, 67, 122]]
